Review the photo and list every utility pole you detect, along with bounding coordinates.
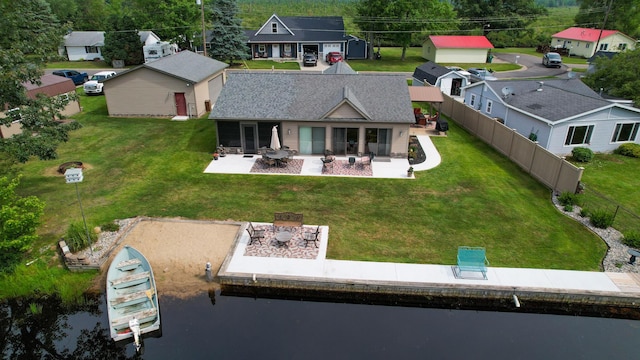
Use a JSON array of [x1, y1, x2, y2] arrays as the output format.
[[197, 0, 207, 56], [594, 0, 614, 55]]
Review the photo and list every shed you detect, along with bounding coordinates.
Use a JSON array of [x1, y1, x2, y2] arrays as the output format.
[[422, 36, 494, 63]]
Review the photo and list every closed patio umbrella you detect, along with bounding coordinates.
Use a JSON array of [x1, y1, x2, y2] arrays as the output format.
[[270, 125, 281, 150]]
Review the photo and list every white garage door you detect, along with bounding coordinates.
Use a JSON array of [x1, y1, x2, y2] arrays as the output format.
[[323, 43, 341, 55]]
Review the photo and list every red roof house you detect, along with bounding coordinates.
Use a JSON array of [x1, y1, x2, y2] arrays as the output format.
[[422, 36, 494, 63], [551, 27, 636, 58]]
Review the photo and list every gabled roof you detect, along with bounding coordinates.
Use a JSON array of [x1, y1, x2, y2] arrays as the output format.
[[23, 74, 76, 98], [412, 61, 452, 85], [428, 36, 493, 49], [210, 73, 414, 123], [64, 31, 161, 47], [322, 61, 357, 75], [106, 51, 228, 84], [551, 27, 622, 42], [247, 15, 346, 43], [475, 79, 613, 122], [588, 51, 618, 63]]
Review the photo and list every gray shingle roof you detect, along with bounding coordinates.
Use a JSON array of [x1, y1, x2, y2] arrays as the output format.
[[64, 31, 105, 46], [143, 51, 229, 83], [322, 61, 357, 75], [412, 61, 451, 85], [248, 16, 346, 43], [210, 73, 414, 123], [484, 79, 611, 121]]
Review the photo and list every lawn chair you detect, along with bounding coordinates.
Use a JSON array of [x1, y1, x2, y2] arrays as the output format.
[[303, 226, 320, 248], [246, 222, 265, 245], [360, 155, 371, 169]]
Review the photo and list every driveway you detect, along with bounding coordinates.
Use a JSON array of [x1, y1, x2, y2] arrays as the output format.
[[492, 52, 569, 79]]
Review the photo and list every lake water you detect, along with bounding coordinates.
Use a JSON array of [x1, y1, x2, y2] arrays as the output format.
[[2, 291, 640, 359]]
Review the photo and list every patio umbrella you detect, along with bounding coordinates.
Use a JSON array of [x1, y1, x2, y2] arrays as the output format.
[[270, 125, 281, 150]]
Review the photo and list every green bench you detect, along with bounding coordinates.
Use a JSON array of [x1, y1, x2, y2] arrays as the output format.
[[454, 246, 489, 280]]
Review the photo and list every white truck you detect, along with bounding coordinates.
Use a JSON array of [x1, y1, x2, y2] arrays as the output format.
[[83, 71, 116, 95]]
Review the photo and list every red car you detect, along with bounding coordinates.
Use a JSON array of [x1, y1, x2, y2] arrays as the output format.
[[325, 51, 343, 65]]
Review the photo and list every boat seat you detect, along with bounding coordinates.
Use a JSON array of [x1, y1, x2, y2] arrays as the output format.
[[111, 308, 158, 329], [110, 288, 154, 309], [116, 258, 142, 271], [110, 271, 150, 289]]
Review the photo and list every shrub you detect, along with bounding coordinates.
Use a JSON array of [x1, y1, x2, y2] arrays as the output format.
[[572, 147, 594, 162], [563, 204, 573, 212], [614, 143, 640, 158], [558, 191, 580, 206], [589, 209, 615, 229], [100, 222, 120, 232], [65, 222, 98, 252], [622, 231, 640, 249], [579, 208, 590, 217]]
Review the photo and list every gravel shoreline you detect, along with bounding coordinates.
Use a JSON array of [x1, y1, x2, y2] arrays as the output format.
[[552, 193, 638, 273]]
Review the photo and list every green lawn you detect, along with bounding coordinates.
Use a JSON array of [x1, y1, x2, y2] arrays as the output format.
[[13, 92, 606, 276]]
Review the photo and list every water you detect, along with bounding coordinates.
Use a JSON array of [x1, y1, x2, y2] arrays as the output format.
[[2, 292, 640, 359]]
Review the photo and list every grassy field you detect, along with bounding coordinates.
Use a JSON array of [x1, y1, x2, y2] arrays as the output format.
[[11, 92, 606, 278]]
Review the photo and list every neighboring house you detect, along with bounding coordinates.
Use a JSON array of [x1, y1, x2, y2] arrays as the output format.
[[586, 51, 618, 73], [551, 27, 636, 58], [462, 79, 640, 155], [322, 61, 357, 75], [1, 74, 80, 138], [61, 31, 163, 61], [422, 36, 494, 63], [209, 72, 414, 157], [411, 61, 470, 97], [103, 51, 228, 118], [244, 14, 366, 61]]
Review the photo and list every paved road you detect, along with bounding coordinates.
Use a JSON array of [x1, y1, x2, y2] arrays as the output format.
[[492, 52, 569, 79]]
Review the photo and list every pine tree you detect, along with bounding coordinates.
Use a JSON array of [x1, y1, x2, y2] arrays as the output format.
[[102, 15, 144, 66], [208, 0, 250, 64]]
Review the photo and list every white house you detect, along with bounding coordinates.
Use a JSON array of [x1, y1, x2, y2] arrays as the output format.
[[462, 79, 640, 155], [411, 61, 470, 97], [551, 27, 636, 58], [421, 36, 494, 63], [62, 31, 163, 61]]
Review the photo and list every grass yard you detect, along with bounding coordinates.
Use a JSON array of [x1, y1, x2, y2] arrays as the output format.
[[14, 92, 606, 276]]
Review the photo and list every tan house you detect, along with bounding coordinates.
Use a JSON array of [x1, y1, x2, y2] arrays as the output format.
[[1, 74, 80, 138], [551, 27, 636, 58], [422, 36, 494, 63], [103, 51, 228, 118]]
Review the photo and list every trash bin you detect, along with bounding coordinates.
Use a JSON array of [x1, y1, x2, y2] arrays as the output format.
[[487, 54, 494, 63]]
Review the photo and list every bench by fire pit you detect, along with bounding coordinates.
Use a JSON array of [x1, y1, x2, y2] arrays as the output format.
[[58, 161, 84, 174]]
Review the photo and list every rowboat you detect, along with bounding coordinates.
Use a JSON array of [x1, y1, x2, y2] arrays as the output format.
[[106, 245, 160, 352]]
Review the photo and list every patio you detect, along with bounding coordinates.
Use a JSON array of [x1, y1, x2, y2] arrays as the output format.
[[204, 135, 441, 178]]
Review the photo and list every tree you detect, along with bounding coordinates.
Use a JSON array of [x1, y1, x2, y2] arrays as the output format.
[[452, 0, 547, 34], [575, 0, 640, 39], [102, 14, 144, 66], [0, 0, 78, 163], [354, 0, 389, 59], [208, 0, 250, 63], [583, 47, 640, 105], [130, 0, 201, 49], [0, 176, 45, 272]]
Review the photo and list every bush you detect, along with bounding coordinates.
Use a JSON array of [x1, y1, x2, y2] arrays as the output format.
[[100, 222, 120, 232], [563, 204, 573, 212], [589, 209, 615, 229], [614, 143, 640, 158], [572, 147, 594, 162], [558, 191, 580, 206], [622, 231, 640, 249], [580, 208, 590, 217], [65, 222, 98, 252]]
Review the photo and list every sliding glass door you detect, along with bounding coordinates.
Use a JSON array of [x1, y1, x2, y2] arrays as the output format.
[[365, 128, 391, 156], [299, 126, 325, 155], [333, 127, 359, 155]]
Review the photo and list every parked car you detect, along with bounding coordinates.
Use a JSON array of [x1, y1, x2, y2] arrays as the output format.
[[467, 68, 498, 83], [52, 70, 89, 85], [446, 66, 471, 77], [83, 71, 116, 95], [542, 52, 562, 68], [303, 53, 317, 67], [325, 51, 343, 65]]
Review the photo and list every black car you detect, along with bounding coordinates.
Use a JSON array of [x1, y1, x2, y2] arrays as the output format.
[[303, 53, 317, 67], [542, 52, 562, 68]]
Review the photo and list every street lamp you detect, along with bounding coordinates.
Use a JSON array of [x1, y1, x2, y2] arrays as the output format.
[[483, 24, 490, 36], [196, 0, 206, 56], [64, 168, 93, 256]]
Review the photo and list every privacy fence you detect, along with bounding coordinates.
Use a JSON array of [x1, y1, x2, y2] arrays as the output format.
[[439, 94, 583, 194]]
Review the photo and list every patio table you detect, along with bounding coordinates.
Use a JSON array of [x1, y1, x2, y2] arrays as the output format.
[[275, 231, 292, 248], [265, 150, 290, 167]]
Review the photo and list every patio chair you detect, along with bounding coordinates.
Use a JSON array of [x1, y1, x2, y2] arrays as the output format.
[[246, 222, 265, 245], [360, 155, 371, 169], [263, 157, 276, 167], [303, 226, 320, 248]]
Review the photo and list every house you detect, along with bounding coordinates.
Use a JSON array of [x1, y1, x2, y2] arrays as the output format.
[[245, 15, 362, 62], [551, 27, 636, 58], [1, 74, 80, 138], [209, 72, 414, 157], [422, 36, 494, 63], [462, 79, 640, 155], [322, 61, 357, 75], [61, 31, 164, 61], [586, 51, 618, 73], [411, 61, 470, 97], [102, 51, 228, 118]]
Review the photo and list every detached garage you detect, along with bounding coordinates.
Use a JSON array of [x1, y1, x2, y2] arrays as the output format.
[[422, 35, 494, 64], [103, 51, 228, 118]]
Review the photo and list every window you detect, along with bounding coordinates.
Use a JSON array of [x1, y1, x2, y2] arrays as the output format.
[[565, 125, 594, 145], [599, 43, 608, 51], [486, 100, 493, 114], [271, 23, 277, 33], [611, 122, 640, 142], [469, 94, 476, 107], [618, 43, 627, 50], [85, 46, 98, 53], [6, 108, 22, 122], [585, 43, 590, 48]]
